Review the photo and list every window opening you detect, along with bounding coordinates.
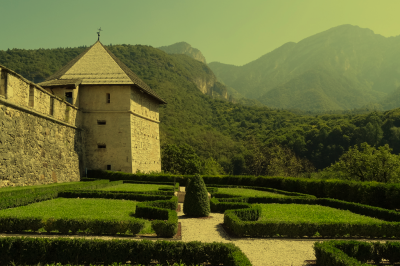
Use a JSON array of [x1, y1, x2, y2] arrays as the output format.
[[29, 85, 34, 107], [0, 70, 7, 97], [49, 98, 54, 116], [106, 165, 111, 170], [97, 120, 106, 125], [98, 144, 106, 149], [65, 92, 73, 104], [106, 93, 110, 103]]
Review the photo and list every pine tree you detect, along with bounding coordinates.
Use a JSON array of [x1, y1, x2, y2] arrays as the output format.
[[183, 174, 210, 217]]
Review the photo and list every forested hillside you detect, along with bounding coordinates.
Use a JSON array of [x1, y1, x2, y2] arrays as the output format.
[[209, 24, 400, 112], [2, 43, 400, 176]]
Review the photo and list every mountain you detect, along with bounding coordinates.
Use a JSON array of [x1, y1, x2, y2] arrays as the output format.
[[158, 42, 207, 64], [209, 24, 400, 111]]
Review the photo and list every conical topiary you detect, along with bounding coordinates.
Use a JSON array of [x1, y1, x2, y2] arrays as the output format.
[[183, 174, 210, 217]]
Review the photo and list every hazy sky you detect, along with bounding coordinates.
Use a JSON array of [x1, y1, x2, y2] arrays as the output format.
[[1, 0, 400, 66]]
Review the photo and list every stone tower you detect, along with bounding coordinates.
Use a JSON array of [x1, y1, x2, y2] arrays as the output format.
[[38, 41, 166, 173]]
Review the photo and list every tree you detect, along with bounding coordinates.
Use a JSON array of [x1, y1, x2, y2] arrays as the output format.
[[161, 144, 202, 174], [183, 174, 210, 217], [329, 143, 400, 183]]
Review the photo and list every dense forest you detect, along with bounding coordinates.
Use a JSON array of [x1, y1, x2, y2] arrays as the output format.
[[1, 43, 400, 181]]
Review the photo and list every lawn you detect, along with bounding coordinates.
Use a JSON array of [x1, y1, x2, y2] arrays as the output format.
[[257, 204, 385, 223], [98, 184, 166, 192], [217, 188, 287, 198], [0, 198, 154, 234]]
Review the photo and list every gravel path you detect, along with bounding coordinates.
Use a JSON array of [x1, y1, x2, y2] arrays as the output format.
[[179, 187, 316, 265], [178, 202, 315, 266]]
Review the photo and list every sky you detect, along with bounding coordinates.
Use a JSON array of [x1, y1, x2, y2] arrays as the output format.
[[1, 0, 400, 66]]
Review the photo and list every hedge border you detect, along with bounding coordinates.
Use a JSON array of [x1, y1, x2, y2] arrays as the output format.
[[0, 180, 122, 210], [0, 237, 252, 266], [314, 240, 400, 266], [87, 170, 400, 210], [217, 196, 400, 238]]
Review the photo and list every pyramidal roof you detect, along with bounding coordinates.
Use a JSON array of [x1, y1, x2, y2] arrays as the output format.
[[38, 41, 166, 103]]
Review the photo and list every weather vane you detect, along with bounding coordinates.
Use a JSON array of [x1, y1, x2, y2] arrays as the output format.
[[97, 27, 102, 41]]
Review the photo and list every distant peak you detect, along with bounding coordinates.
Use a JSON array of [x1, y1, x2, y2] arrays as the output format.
[[157, 42, 206, 64]]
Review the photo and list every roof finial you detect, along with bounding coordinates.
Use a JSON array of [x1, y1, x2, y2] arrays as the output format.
[[97, 27, 102, 41]]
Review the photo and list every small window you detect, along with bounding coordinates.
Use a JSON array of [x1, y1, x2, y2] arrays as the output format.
[[106, 165, 111, 170], [65, 92, 73, 104], [97, 120, 106, 125], [49, 98, 54, 116], [106, 93, 110, 103], [0, 70, 7, 96], [98, 144, 106, 149], [29, 85, 34, 107]]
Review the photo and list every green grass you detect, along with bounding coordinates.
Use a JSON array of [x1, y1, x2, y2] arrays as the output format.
[[217, 188, 287, 198], [98, 184, 166, 192], [257, 204, 385, 223], [0, 198, 154, 234]]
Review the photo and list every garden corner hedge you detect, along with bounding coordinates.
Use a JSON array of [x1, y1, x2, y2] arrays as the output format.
[[314, 240, 400, 266]]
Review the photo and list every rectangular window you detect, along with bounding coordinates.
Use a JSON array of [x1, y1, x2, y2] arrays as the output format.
[[49, 97, 54, 116], [0, 69, 6, 97], [65, 92, 73, 104], [29, 85, 35, 107], [106, 93, 110, 103], [97, 120, 106, 125], [98, 144, 106, 149], [106, 165, 111, 170]]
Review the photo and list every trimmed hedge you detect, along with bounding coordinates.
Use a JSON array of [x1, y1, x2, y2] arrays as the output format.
[[224, 207, 400, 238], [314, 240, 400, 265], [207, 184, 315, 198], [87, 170, 400, 210], [135, 196, 179, 237], [216, 195, 400, 238], [0, 180, 122, 210], [123, 180, 180, 190], [59, 190, 173, 201], [0, 216, 146, 235], [0, 237, 252, 266], [212, 196, 400, 222]]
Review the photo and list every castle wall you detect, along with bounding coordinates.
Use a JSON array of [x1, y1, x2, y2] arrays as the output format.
[[82, 112, 132, 172], [80, 85, 132, 172], [0, 70, 83, 187], [130, 87, 161, 173]]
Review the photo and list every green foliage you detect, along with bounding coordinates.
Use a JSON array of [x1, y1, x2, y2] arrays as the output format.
[[161, 144, 202, 174], [88, 170, 400, 209], [224, 204, 400, 238], [183, 174, 210, 217], [0, 237, 252, 266], [0, 198, 146, 235], [327, 143, 400, 182], [314, 240, 400, 266], [0, 180, 121, 210], [135, 197, 179, 237]]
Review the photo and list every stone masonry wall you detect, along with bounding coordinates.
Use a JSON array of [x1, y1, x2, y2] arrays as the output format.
[[0, 68, 83, 187], [0, 104, 83, 187]]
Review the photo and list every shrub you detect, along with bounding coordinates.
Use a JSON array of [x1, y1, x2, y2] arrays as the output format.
[[183, 174, 210, 217]]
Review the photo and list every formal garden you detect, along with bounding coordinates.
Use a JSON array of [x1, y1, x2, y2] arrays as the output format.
[[0, 171, 400, 265]]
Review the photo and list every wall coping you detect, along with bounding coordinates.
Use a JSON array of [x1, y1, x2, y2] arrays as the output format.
[[0, 97, 81, 130]]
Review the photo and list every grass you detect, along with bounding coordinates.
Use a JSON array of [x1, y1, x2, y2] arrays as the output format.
[[0, 198, 154, 234], [217, 188, 287, 198], [98, 184, 167, 192], [257, 204, 385, 223]]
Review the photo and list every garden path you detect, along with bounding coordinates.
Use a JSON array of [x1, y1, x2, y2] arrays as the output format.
[[178, 187, 315, 266]]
